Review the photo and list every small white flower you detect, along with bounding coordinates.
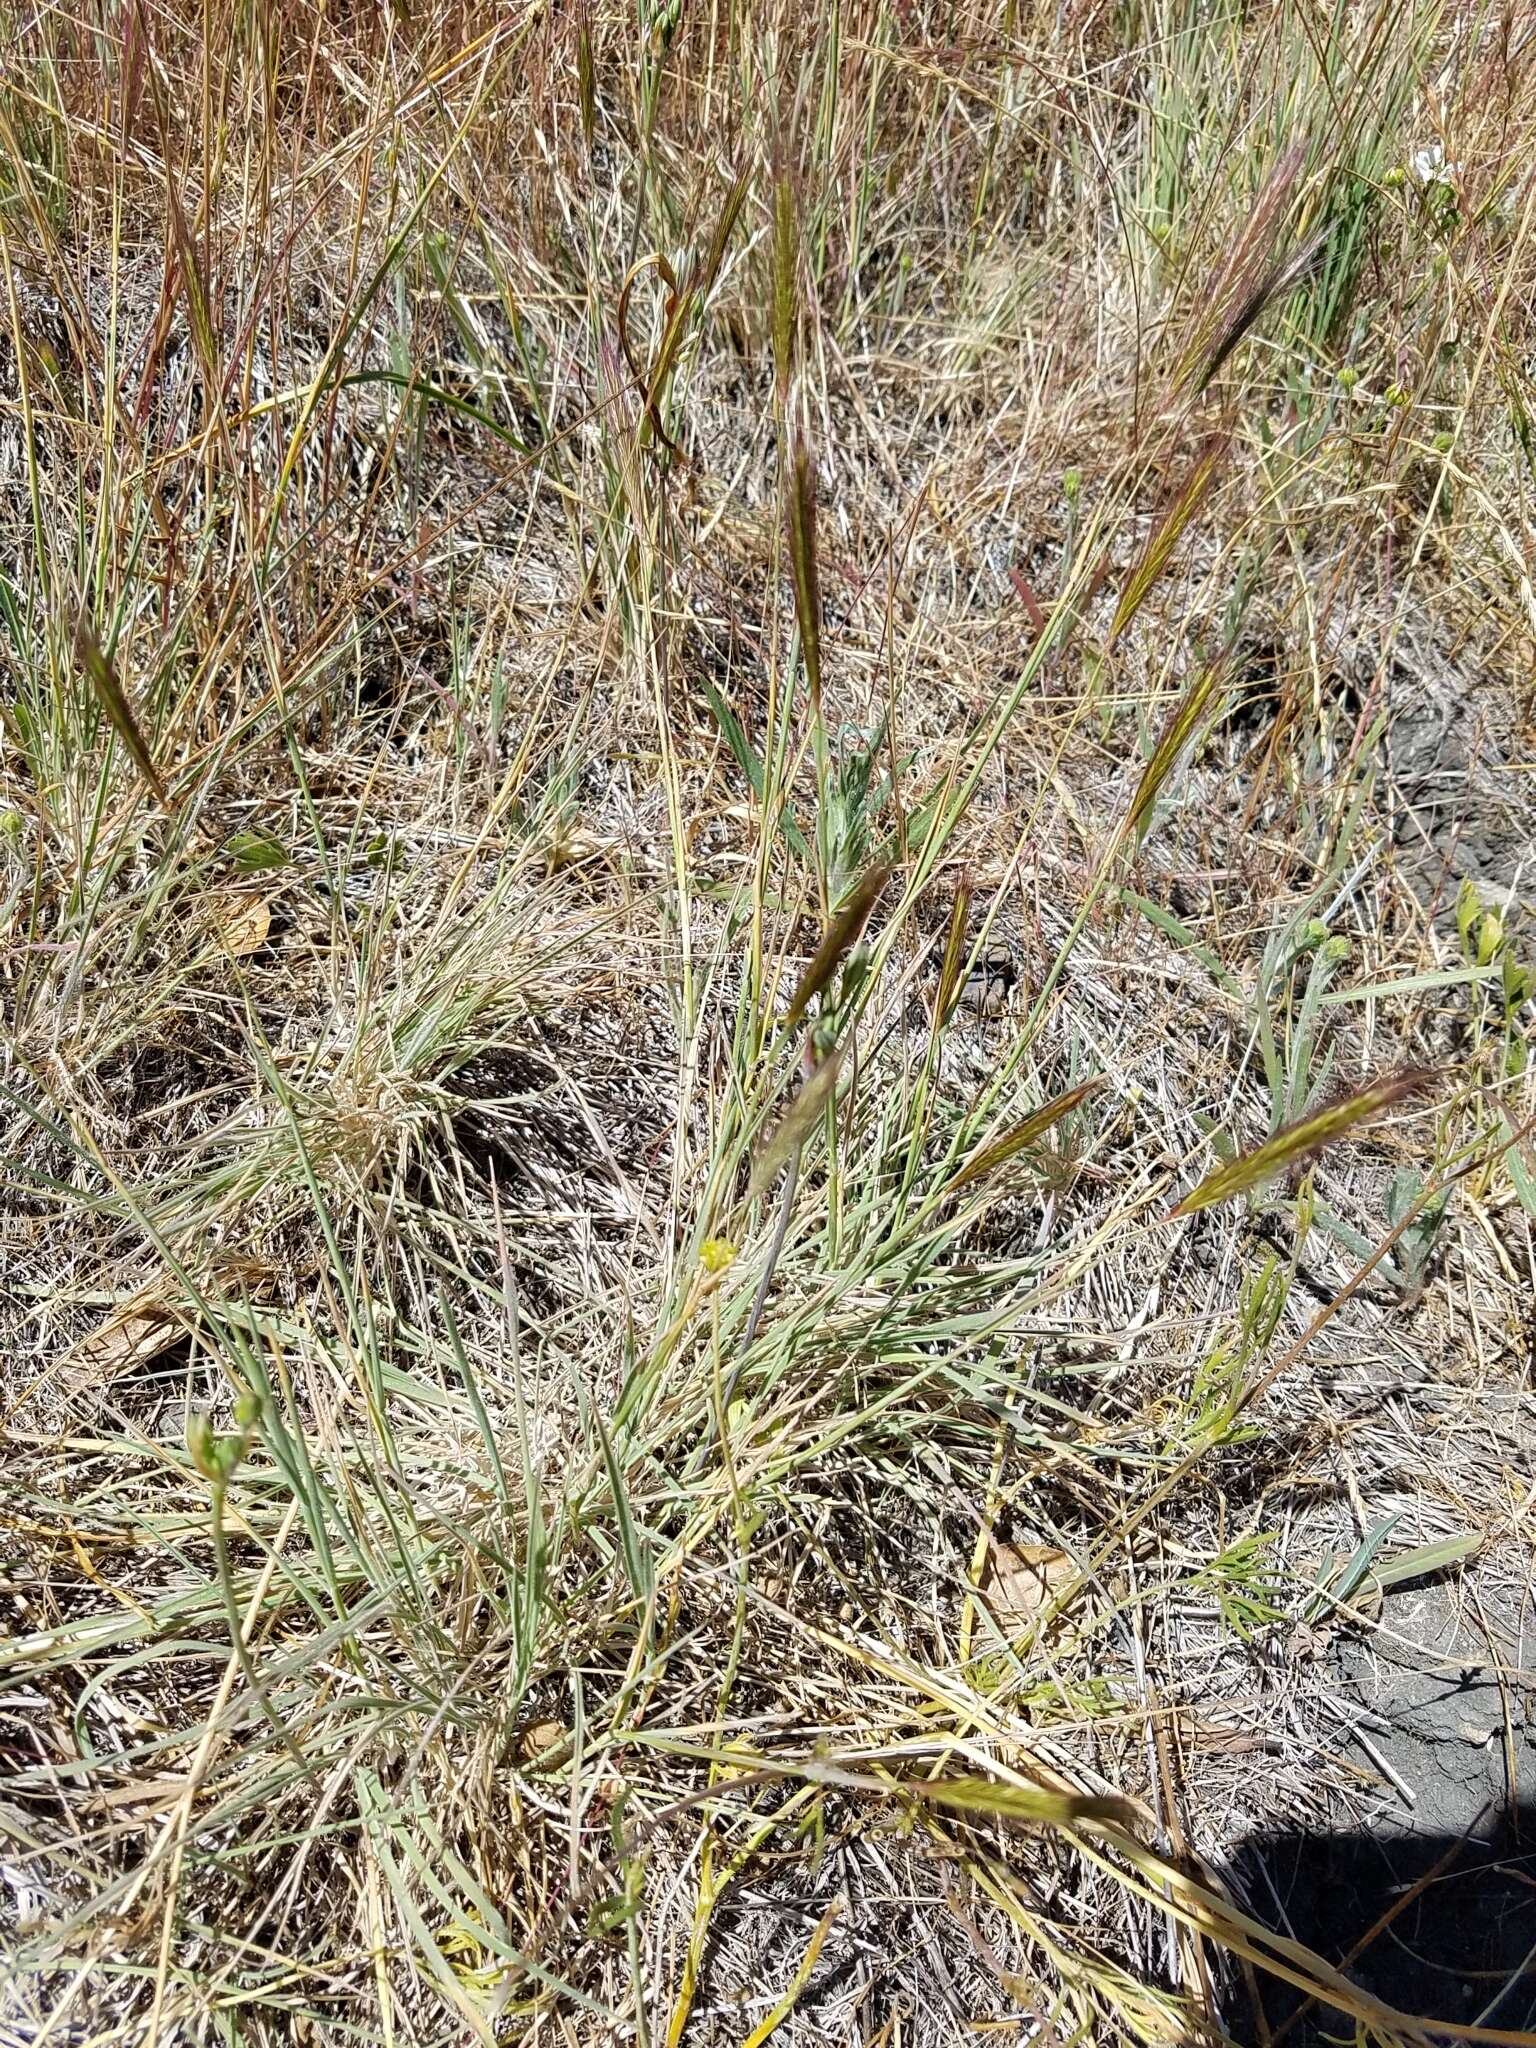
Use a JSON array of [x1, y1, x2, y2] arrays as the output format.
[[1410, 142, 1457, 187]]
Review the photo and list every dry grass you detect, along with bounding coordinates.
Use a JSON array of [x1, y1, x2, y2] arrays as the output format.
[[2, 0, 1535, 2041]]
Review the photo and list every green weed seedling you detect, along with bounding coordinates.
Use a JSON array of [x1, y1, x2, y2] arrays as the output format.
[[1308, 1163, 1450, 1305], [1193, 1531, 1288, 1642], [1173, 1254, 1287, 1456]]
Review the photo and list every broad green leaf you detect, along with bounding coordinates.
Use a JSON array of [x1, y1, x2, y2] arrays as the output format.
[[1500, 1111, 1536, 1221], [1375, 1530, 1481, 1589], [226, 831, 289, 872]]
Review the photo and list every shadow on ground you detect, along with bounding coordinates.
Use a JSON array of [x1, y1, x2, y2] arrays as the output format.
[[1230, 1800, 1536, 2042]]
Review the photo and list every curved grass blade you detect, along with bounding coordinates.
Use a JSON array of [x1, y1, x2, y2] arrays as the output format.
[[700, 677, 809, 858], [620, 165, 750, 465], [741, 1900, 841, 2048], [1172, 1069, 1437, 1218], [616, 251, 686, 461]]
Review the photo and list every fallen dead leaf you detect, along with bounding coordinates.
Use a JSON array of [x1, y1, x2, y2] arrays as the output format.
[[982, 1541, 1076, 1630], [518, 1719, 568, 1763], [208, 891, 271, 958], [1189, 1723, 1282, 1758], [64, 1301, 184, 1390]]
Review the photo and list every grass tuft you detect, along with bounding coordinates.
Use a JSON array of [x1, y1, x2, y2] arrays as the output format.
[[3, 0, 1535, 2042]]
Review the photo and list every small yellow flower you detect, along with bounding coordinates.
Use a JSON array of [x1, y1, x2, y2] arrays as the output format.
[[699, 1237, 737, 1275]]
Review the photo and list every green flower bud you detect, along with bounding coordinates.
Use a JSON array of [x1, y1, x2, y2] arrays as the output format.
[[186, 1410, 218, 1478]]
